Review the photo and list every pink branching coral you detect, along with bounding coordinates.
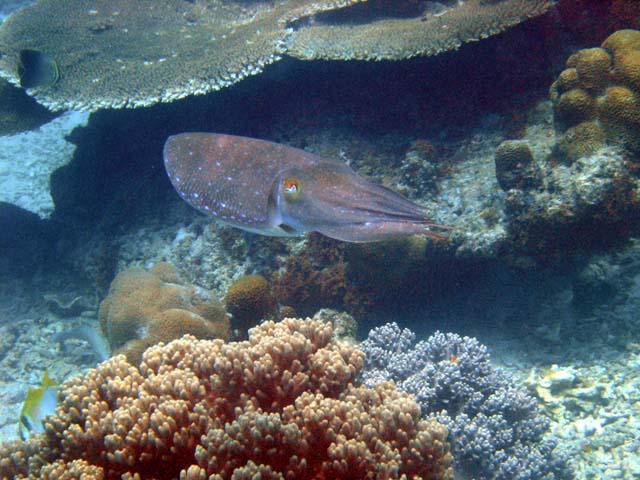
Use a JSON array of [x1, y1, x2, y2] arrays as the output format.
[[0, 319, 452, 480]]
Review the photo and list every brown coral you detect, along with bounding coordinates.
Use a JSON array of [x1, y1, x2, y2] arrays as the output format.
[[555, 88, 596, 125], [0, 319, 453, 480], [551, 28, 640, 155], [0, 0, 552, 111], [272, 234, 353, 317], [601, 29, 640, 56], [613, 47, 640, 91], [553, 121, 606, 164], [98, 263, 229, 363], [574, 47, 612, 91], [494, 140, 542, 190], [225, 274, 277, 336]]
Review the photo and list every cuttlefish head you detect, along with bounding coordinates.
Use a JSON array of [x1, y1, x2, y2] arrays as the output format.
[[270, 161, 446, 242]]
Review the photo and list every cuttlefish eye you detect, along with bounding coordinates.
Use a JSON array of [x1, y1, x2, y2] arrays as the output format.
[[282, 177, 301, 199]]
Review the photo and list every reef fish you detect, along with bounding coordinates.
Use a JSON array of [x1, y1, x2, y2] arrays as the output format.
[[163, 133, 446, 242], [19, 369, 59, 440]]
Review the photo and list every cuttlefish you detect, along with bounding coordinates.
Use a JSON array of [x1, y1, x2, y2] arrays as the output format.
[[163, 133, 446, 242]]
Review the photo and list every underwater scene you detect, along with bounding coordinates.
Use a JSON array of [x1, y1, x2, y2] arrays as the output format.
[[1, 0, 640, 479]]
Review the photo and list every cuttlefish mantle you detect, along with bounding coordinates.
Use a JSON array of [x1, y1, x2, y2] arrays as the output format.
[[163, 133, 447, 243]]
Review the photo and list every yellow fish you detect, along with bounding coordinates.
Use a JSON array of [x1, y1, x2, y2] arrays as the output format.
[[18, 369, 59, 440]]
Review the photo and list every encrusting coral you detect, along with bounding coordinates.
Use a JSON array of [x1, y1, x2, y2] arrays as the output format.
[[550, 29, 640, 156], [98, 263, 229, 364], [0, 318, 453, 480], [0, 0, 553, 111]]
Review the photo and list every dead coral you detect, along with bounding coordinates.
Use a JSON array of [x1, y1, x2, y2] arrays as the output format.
[[98, 262, 229, 364], [0, 319, 453, 480]]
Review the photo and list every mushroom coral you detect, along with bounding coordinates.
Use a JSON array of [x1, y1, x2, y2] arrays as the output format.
[[0, 319, 453, 480], [0, 0, 553, 111]]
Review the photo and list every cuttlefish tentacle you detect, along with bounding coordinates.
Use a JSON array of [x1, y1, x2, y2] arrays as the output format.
[[163, 133, 448, 243]]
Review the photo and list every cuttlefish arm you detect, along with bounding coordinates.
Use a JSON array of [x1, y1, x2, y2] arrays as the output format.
[[163, 133, 447, 243]]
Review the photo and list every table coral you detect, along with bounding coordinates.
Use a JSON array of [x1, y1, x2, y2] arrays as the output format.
[[0, 0, 553, 111], [360, 323, 572, 480], [98, 262, 229, 364], [550, 29, 640, 156], [0, 318, 453, 480], [288, 0, 554, 61]]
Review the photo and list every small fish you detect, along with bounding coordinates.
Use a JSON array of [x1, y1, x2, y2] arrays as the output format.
[[53, 324, 110, 363], [163, 133, 447, 242], [17, 49, 59, 89], [18, 369, 59, 440]]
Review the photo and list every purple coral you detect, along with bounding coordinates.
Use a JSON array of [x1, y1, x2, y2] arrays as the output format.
[[360, 323, 572, 480]]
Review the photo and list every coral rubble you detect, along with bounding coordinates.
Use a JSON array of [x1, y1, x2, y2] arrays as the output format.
[[0, 319, 453, 479]]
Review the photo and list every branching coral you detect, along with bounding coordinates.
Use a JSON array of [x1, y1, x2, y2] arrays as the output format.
[[98, 262, 229, 364], [0, 319, 453, 480], [0, 0, 553, 111], [360, 323, 572, 480]]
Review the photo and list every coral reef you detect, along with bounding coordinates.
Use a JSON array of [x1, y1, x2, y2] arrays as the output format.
[[272, 234, 353, 317], [288, 0, 553, 60], [98, 263, 229, 364], [0, 319, 453, 479], [550, 29, 640, 155], [224, 274, 276, 336], [400, 139, 447, 197], [484, 94, 639, 263], [494, 140, 542, 191], [0, 0, 355, 111], [0, 0, 553, 111], [360, 323, 571, 480]]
